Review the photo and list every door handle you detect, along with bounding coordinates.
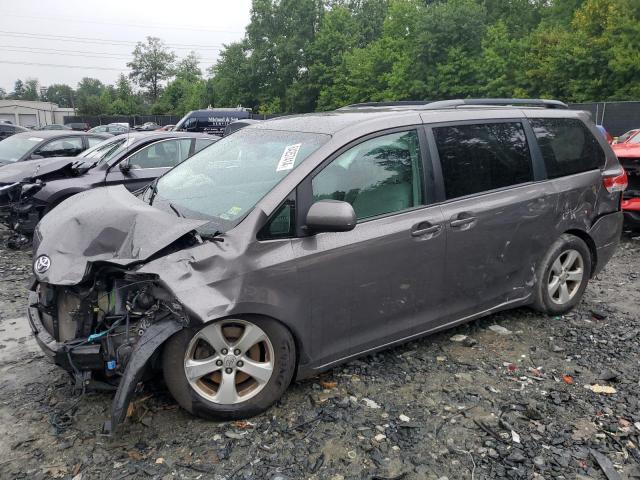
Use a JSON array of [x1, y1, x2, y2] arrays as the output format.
[[450, 217, 475, 227], [449, 212, 477, 229], [411, 223, 442, 237]]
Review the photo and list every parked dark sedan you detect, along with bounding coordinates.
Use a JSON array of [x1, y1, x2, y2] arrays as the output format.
[[0, 123, 29, 140], [0, 131, 109, 166], [0, 132, 217, 234]]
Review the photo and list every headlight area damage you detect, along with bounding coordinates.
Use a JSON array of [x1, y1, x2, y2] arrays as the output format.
[[28, 270, 188, 434], [0, 179, 46, 235]]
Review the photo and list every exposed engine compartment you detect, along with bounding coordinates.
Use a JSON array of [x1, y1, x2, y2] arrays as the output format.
[[34, 269, 187, 381]]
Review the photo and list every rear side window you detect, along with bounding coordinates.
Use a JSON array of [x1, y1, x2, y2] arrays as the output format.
[[128, 139, 192, 169], [36, 137, 84, 157], [529, 118, 605, 178], [433, 122, 533, 199]]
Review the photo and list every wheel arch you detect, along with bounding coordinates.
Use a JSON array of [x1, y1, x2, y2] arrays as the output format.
[[563, 228, 597, 277]]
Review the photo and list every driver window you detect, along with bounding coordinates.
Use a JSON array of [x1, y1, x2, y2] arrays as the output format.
[[312, 130, 424, 221], [127, 139, 192, 169], [36, 137, 84, 157]]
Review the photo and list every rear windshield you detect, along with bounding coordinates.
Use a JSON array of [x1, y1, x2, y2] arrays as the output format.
[[0, 135, 43, 162], [152, 128, 329, 232]]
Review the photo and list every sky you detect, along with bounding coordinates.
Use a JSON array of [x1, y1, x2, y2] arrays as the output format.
[[0, 0, 252, 93]]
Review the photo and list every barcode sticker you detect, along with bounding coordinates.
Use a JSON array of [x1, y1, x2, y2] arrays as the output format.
[[276, 143, 302, 172]]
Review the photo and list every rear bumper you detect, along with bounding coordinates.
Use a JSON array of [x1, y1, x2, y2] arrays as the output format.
[[588, 211, 623, 276], [27, 291, 102, 371]]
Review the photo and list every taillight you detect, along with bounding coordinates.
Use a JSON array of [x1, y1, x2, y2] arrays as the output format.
[[602, 168, 628, 193]]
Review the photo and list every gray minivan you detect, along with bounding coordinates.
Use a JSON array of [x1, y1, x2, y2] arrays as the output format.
[[27, 99, 626, 431]]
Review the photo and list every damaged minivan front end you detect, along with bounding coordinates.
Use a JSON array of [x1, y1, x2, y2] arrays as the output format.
[[28, 271, 187, 431], [29, 186, 210, 433]]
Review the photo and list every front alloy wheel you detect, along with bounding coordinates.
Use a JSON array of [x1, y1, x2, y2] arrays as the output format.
[[184, 320, 274, 404], [163, 316, 296, 420]]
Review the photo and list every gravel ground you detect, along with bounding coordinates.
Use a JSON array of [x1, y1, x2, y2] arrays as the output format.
[[0, 226, 639, 480]]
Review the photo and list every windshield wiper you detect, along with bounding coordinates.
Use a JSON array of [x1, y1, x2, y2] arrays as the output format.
[[199, 230, 224, 243], [169, 202, 184, 217], [148, 179, 159, 205]]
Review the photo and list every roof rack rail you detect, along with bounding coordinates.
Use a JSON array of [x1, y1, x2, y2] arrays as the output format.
[[338, 101, 432, 109], [420, 98, 569, 110], [338, 98, 569, 111]]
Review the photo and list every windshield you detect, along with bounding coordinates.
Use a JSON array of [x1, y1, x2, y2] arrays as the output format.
[[152, 128, 330, 232], [79, 136, 135, 164], [0, 135, 43, 162]]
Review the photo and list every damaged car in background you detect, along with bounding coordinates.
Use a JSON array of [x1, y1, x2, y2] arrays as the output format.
[[0, 132, 217, 240], [28, 99, 626, 434]]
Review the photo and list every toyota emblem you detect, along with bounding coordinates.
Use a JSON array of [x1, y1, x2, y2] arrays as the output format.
[[34, 255, 51, 275]]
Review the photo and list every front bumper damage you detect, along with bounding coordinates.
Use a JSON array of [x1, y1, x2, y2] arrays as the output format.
[[0, 180, 45, 235], [28, 277, 188, 435]]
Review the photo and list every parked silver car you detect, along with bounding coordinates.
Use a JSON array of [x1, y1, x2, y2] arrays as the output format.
[[27, 99, 626, 432]]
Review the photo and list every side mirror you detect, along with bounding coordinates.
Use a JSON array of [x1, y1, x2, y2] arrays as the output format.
[[30, 154, 44, 160], [119, 161, 131, 173], [305, 200, 356, 234]]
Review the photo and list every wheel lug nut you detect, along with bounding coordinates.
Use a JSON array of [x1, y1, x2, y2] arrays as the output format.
[[225, 368, 233, 374], [234, 349, 241, 355], [237, 360, 244, 367], [216, 360, 223, 366], [221, 348, 228, 355]]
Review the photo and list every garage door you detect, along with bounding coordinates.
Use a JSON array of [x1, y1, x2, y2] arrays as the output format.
[[0, 114, 14, 124], [19, 114, 37, 128]]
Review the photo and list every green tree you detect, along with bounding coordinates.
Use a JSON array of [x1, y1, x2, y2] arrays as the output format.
[[76, 78, 105, 114], [11, 79, 25, 99], [175, 51, 202, 81], [22, 79, 40, 101], [44, 84, 74, 108], [211, 41, 257, 109], [128, 36, 177, 100]]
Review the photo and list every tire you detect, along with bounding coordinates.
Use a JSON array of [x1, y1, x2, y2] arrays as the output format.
[[162, 316, 296, 420], [532, 234, 592, 315]]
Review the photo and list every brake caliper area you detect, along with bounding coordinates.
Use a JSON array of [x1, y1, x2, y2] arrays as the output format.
[[35, 272, 188, 434]]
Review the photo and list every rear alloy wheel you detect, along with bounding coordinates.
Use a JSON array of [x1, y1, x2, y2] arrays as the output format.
[[547, 249, 585, 305], [163, 317, 296, 420], [532, 234, 592, 315]]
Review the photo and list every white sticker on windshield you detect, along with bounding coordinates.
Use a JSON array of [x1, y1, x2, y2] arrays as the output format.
[[28, 137, 43, 142], [276, 143, 302, 172]]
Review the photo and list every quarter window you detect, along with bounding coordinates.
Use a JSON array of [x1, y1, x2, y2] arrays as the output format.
[[258, 200, 295, 240], [312, 130, 424, 221], [433, 122, 533, 200], [529, 118, 605, 178]]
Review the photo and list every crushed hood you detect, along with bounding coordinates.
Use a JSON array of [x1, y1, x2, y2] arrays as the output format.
[[34, 185, 208, 285], [0, 157, 82, 184]]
